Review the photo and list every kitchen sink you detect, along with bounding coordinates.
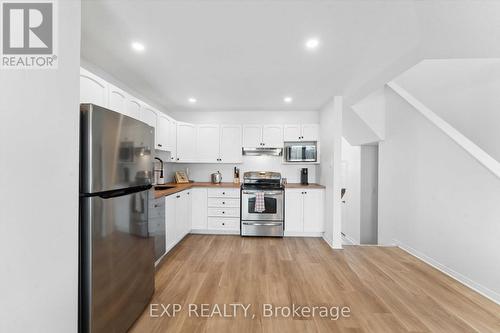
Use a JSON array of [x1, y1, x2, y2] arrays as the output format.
[[154, 185, 175, 190]]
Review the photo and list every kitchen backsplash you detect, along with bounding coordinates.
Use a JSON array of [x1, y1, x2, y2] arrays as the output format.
[[161, 155, 317, 184]]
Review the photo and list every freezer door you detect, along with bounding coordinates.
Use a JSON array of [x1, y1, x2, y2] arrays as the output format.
[[80, 104, 155, 194], [80, 189, 154, 333]]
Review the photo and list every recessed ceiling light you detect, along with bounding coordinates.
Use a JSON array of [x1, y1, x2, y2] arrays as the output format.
[[283, 96, 293, 103], [131, 41, 145, 52], [305, 38, 320, 50], [188, 97, 197, 104]]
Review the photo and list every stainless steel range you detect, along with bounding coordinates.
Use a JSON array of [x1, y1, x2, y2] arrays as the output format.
[[241, 171, 284, 237]]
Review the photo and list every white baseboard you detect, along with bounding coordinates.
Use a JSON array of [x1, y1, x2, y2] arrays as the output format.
[[395, 240, 500, 306], [190, 229, 240, 235], [284, 231, 323, 237], [322, 233, 343, 249], [342, 234, 358, 245]]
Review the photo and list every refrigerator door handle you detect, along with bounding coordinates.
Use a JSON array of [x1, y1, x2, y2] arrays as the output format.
[[81, 184, 152, 199]]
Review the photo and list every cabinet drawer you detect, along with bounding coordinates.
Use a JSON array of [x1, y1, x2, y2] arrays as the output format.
[[207, 197, 240, 208], [207, 188, 240, 198], [207, 217, 240, 230], [207, 207, 240, 217]]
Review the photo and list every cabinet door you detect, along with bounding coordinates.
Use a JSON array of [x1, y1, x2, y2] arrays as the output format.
[[156, 113, 170, 151], [220, 125, 242, 163], [126, 98, 142, 120], [262, 125, 283, 147], [242, 125, 262, 147], [185, 190, 192, 234], [141, 105, 157, 128], [196, 124, 220, 163], [175, 191, 190, 239], [80, 68, 108, 107], [176, 122, 197, 162], [285, 189, 303, 232], [191, 188, 208, 229], [284, 125, 301, 142], [165, 196, 176, 250], [168, 120, 177, 162], [303, 189, 324, 232], [108, 85, 127, 115], [301, 124, 319, 141]]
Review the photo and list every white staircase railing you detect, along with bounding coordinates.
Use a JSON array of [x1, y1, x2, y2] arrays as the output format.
[[387, 81, 500, 179]]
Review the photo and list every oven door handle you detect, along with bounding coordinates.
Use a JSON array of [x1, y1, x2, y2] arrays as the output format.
[[242, 222, 283, 226], [242, 191, 282, 196]]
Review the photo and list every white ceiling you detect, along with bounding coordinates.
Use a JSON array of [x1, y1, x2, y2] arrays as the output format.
[[81, 1, 500, 112]]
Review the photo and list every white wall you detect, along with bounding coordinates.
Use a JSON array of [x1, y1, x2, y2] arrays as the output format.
[[169, 110, 318, 124], [395, 59, 500, 163], [341, 138, 361, 244], [169, 157, 317, 184], [379, 87, 500, 303], [340, 140, 378, 245], [319, 97, 343, 249], [360, 145, 378, 244], [0, 1, 81, 332], [352, 88, 386, 141]]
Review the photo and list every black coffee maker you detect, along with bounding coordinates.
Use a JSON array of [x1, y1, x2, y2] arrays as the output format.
[[300, 168, 309, 185]]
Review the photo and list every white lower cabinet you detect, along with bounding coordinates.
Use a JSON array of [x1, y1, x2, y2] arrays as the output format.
[[207, 189, 240, 233], [285, 188, 324, 236], [165, 195, 177, 251], [164, 190, 192, 253], [191, 188, 208, 229]]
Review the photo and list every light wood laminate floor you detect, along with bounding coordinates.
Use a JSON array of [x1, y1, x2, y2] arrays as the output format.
[[130, 235, 500, 333]]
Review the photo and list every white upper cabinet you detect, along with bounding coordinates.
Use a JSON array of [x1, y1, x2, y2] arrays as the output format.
[[80, 68, 108, 107], [262, 125, 283, 147], [126, 98, 142, 120], [283, 125, 302, 142], [176, 122, 197, 162], [301, 124, 319, 141], [242, 125, 262, 147], [219, 125, 242, 163], [156, 113, 171, 151], [243, 124, 283, 147], [141, 105, 157, 128], [284, 124, 319, 142], [108, 85, 127, 114], [168, 119, 177, 161], [196, 124, 220, 163]]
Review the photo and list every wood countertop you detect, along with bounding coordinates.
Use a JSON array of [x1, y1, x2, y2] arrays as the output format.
[[154, 182, 241, 198], [283, 183, 326, 189]]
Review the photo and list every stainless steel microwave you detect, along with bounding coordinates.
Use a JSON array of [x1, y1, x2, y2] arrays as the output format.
[[285, 143, 317, 162]]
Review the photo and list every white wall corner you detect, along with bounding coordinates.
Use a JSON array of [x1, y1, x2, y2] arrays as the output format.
[[351, 88, 386, 141]]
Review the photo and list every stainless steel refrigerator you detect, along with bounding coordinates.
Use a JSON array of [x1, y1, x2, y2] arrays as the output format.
[[79, 104, 155, 333]]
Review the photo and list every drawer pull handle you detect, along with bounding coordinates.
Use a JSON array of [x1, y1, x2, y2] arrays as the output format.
[[222, 202, 225, 204], [222, 211, 225, 214], [222, 192, 225, 195], [222, 222, 225, 226]]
